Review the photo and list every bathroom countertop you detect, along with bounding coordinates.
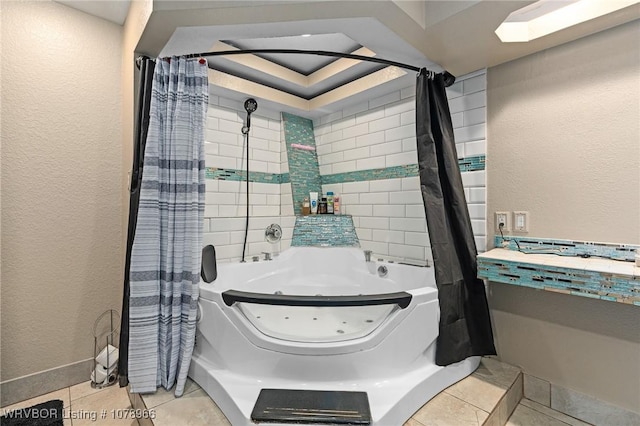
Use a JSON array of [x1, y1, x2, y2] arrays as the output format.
[[477, 248, 640, 305]]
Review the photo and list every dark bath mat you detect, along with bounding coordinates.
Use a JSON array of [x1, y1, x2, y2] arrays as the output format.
[[251, 389, 371, 424], [1, 399, 64, 426]]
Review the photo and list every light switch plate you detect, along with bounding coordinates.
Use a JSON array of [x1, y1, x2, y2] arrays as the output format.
[[495, 211, 510, 232], [513, 211, 529, 232]]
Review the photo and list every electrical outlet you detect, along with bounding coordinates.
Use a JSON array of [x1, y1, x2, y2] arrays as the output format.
[[495, 211, 510, 232], [514, 211, 529, 232]]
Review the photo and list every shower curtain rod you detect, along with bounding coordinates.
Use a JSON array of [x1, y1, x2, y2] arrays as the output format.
[[138, 50, 456, 86]]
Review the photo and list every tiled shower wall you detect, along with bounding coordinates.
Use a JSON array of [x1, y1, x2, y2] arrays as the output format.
[[204, 69, 487, 263], [203, 96, 293, 261], [313, 69, 487, 264]]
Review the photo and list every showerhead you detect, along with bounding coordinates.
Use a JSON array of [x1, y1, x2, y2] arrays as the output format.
[[244, 98, 258, 114], [242, 98, 258, 135]]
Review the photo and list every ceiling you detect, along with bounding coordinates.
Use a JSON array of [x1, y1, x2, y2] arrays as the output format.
[[222, 33, 362, 75], [54, 0, 640, 118], [56, 0, 131, 25]]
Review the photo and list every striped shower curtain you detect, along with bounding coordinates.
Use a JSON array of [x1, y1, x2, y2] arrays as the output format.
[[128, 57, 208, 396]]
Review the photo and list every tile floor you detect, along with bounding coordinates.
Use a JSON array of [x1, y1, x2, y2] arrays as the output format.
[[1, 359, 593, 425], [1, 381, 137, 425]]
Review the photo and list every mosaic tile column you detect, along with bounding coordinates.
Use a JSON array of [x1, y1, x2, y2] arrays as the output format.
[[282, 112, 322, 215]]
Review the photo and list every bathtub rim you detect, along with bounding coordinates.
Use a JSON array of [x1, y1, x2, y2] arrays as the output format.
[[197, 285, 438, 356], [201, 246, 436, 298]]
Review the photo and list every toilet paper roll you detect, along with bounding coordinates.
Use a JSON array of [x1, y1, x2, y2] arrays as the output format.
[[95, 344, 119, 369], [91, 364, 117, 385], [91, 365, 108, 384]]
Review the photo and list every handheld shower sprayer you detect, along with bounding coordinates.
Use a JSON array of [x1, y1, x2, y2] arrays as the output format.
[[240, 98, 257, 262], [242, 98, 258, 135]]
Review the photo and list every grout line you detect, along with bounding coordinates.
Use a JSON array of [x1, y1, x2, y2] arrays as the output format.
[[67, 386, 73, 426], [521, 398, 594, 426], [520, 401, 572, 426], [443, 390, 492, 415], [479, 371, 523, 425], [67, 387, 74, 426], [407, 415, 427, 426]]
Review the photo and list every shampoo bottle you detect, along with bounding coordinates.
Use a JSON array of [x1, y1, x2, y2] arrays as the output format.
[[326, 191, 334, 214], [310, 192, 318, 214]]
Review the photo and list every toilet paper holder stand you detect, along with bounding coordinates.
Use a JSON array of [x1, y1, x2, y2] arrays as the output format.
[[92, 309, 120, 389]]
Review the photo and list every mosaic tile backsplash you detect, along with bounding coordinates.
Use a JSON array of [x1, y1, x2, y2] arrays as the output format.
[[494, 236, 639, 262], [291, 215, 360, 247], [282, 112, 322, 215], [478, 249, 640, 306]]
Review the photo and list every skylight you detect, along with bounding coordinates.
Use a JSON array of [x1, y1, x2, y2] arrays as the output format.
[[495, 0, 639, 42]]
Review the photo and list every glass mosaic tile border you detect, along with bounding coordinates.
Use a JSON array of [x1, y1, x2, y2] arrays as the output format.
[[322, 155, 485, 184], [205, 167, 289, 184], [458, 155, 486, 172], [322, 164, 418, 185], [494, 236, 639, 262], [478, 256, 640, 306], [206, 157, 484, 186], [291, 215, 360, 247]]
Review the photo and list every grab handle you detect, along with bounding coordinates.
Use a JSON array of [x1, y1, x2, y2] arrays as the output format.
[[221, 290, 412, 309]]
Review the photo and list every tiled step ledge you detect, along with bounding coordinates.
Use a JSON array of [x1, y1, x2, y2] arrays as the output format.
[[409, 357, 522, 426], [131, 357, 523, 426], [478, 248, 640, 306]]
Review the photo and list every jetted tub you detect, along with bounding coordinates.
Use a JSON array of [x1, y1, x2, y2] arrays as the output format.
[[189, 246, 479, 425]]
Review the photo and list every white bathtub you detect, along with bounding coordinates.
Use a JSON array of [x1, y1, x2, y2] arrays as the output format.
[[189, 246, 479, 425]]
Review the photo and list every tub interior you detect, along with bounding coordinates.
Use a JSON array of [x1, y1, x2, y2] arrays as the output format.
[[238, 303, 397, 343], [200, 247, 435, 344], [206, 247, 434, 296]]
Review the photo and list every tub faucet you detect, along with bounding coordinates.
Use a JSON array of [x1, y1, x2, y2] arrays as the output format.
[[364, 250, 373, 262], [262, 252, 272, 261]]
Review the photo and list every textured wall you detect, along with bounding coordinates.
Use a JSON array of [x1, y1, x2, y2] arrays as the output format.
[[1, 1, 123, 381], [487, 21, 640, 412], [487, 21, 640, 244]]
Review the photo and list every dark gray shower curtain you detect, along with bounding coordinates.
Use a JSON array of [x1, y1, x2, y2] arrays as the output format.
[[118, 57, 155, 387], [416, 69, 496, 366]]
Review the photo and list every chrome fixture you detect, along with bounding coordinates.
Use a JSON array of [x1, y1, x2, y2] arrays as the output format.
[[252, 256, 260, 262], [377, 265, 389, 278], [265, 224, 282, 243], [262, 252, 272, 261], [364, 250, 372, 262]]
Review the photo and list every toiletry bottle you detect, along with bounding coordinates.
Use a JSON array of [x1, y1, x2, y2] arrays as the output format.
[[318, 197, 328, 214], [333, 195, 340, 215], [326, 191, 334, 214], [302, 197, 311, 216], [310, 192, 318, 214]]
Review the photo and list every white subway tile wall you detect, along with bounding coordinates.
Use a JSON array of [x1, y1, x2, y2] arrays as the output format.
[[314, 70, 487, 263], [204, 96, 288, 262], [204, 69, 486, 263]]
